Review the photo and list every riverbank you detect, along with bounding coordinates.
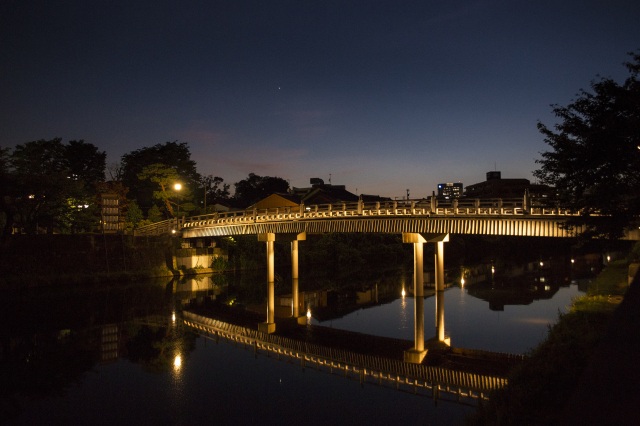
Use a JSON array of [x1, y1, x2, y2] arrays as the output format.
[[0, 234, 225, 288], [466, 256, 640, 425]]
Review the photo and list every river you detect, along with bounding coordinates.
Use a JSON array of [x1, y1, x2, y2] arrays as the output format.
[[1, 253, 597, 425]]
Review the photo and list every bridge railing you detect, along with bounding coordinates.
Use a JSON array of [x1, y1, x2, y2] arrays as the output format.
[[133, 218, 181, 236], [135, 196, 579, 236]]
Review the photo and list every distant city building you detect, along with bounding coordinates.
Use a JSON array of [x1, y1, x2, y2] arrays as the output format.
[[437, 182, 463, 199], [464, 171, 553, 199]]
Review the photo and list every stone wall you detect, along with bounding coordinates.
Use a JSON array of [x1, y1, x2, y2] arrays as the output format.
[[0, 234, 175, 283]]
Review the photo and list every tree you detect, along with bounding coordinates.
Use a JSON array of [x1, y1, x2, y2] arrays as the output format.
[[138, 163, 195, 217], [201, 175, 230, 212], [121, 141, 200, 212], [534, 51, 640, 239], [0, 139, 106, 236], [233, 173, 290, 207], [0, 147, 14, 240], [125, 199, 144, 231]]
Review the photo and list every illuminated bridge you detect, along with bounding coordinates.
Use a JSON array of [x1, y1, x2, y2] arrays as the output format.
[[134, 197, 637, 363], [135, 197, 589, 239]]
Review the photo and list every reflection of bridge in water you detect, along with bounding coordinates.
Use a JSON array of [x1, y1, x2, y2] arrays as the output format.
[[183, 311, 521, 403], [134, 197, 632, 364]]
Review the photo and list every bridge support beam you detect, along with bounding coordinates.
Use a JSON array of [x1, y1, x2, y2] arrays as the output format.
[[280, 232, 306, 322], [435, 239, 449, 345], [402, 233, 427, 363], [402, 233, 449, 363], [258, 233, 276, 333], [258, 232, 307, 333]]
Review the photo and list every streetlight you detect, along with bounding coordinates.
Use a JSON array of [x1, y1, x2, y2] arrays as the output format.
[[172, 183, 183, 216]]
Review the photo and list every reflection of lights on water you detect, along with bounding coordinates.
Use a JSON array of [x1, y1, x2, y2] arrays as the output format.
[[171, 311, 176, 323], [399, 288, 408, 331], [173, 354, 182, 370]]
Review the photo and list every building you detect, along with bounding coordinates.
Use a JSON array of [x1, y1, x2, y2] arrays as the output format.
[[464, 171, 553, 200], [100, 193, 123, 233], [437, 182, 463, 199], [251, 178, 391, 210]]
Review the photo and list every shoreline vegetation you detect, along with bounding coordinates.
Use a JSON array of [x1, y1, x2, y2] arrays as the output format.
[[466, 249, 640, 425]]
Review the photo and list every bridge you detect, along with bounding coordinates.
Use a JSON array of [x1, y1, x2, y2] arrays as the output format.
[[133, 196, 637, 363], [135, 196, 587, 239]]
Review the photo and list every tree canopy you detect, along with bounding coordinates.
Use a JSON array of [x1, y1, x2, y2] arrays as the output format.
[[0, 138, 106, 236], [138, 163, 195, 217], [534, 51, 640, 239], [233, 173, 289, 207], [120, 141, 200, 212]]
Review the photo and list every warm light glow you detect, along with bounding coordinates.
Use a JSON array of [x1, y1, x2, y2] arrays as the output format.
[[174, 183, 182, 191], [401, 288, 406, 298], [607, 255, 611, 262], [539, 261, 544, 267], [171, 229, 176, 234], [171, 311, 176, 323], [306, 308, 311, 320], [571, 258, 575, 264], [173, 354, 182, 370], [460, 277, 465, 286], [491, 266, 495, 274]]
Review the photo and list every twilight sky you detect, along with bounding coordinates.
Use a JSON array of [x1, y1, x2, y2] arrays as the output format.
[[2, 1, 639, 199]]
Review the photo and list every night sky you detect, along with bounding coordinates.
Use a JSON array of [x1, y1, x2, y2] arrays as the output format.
[[2, 1, 639, 199]]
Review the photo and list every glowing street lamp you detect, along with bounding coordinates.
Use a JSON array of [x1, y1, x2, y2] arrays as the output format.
[[171, 183, 183, 216]]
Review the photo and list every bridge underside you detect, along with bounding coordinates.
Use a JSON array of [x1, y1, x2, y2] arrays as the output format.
[[181, 216, 582, 238]]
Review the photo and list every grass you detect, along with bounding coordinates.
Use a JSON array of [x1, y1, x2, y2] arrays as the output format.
[[466, 259, 633, 425]]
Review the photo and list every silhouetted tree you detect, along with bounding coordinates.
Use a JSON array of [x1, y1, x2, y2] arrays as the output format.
[[201, 175, 230, 212], [233, 173, 289, 207], [137, 163, 194, 217], [535, 51, 640, 239], [2, 138, 105, 234], [120, 141, 200, 212]]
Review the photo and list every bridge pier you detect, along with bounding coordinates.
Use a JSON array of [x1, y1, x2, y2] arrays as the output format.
[[258, 233, 276, 334], [435, 239, 450, 345], [258, 232, 307, 333], [402, 233, 449, 364], [281, 232, 307, 323]]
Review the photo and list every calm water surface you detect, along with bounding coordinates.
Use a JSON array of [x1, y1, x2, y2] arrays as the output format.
[[2, 256, 590, 425]]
